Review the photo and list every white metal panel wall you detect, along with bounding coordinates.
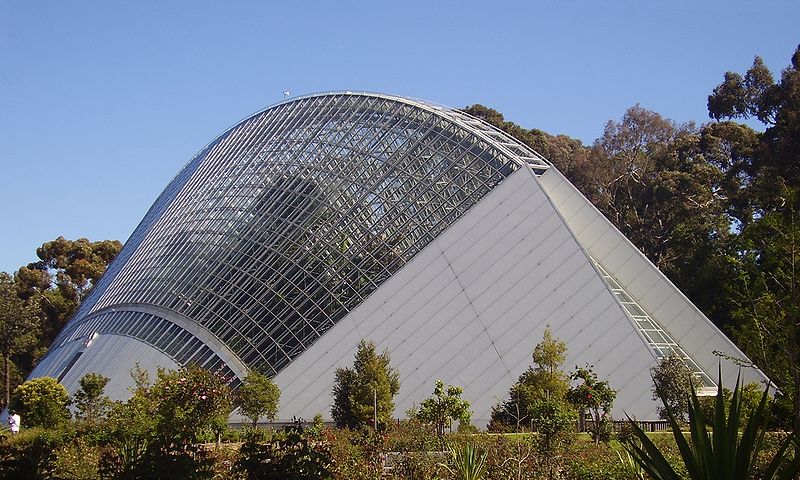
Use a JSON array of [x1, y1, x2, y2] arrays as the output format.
[[536, 167, 770, 389], [29, 335, 179, 402], [274, 166, 660, 424]]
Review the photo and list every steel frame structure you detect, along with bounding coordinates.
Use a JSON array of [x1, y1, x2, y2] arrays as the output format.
[[40, 93, 550, 383], [30, 92, 763, 420]]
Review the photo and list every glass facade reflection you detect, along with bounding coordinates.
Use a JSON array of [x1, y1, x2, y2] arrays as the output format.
[[48, 92, 550, 379]]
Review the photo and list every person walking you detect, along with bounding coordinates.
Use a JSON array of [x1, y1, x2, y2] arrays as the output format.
[[8, 410, 20, 435]]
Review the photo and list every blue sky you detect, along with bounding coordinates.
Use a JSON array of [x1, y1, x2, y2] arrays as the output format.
[[1, 1, 798, 274]]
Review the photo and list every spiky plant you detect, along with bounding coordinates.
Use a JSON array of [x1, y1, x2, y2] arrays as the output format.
[[441, 443, 488, 480], [624, 368, 800, 480]]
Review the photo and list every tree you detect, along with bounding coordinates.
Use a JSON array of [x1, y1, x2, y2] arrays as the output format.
[[728, 197, 800, 432], [15, 237, 122, 357], [331, 367, 356, 429], [236, 370, 281, 428], [463, 103, 734, 335], [330, 339, 400, 429], [489, 326, 573, 434], [708, 46, 800, 203], [705, 44, 800, 448], [567, 365, 616, 444], [650, 353, 701, 422], [0, 273, 40, 409], [414, 380, 471, 445], [583, 105, 733, 283], [10, 376, 70, 429], [461, 104, 591, 185], [74, 372, 112, 422]]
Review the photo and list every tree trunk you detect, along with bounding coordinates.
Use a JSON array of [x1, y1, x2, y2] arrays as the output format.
[[3, 353, 8, 409]]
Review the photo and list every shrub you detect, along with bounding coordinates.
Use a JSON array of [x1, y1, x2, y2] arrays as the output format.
[[73, 372, 112, 423], [52, 436, 103, 480], [235, 425, 333, 479], [384, 418, 440, 453], [563, 442, 627, 480], [0, 426, 75, 480], [99, 364, 233, 480], [440, 442, 488, 480], [10, 377, 70, 429]]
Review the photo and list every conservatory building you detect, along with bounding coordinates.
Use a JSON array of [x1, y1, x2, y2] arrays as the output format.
[[29, 92, 768, 423]]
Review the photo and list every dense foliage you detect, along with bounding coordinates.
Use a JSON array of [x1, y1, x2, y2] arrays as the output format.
[[0, 273, 40, 409], [235, 424, 333, 480], [99, 364, 233, 480], [0, 237, 122, 407]]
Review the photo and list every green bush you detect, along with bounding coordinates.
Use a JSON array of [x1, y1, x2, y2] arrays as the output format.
[[0, 426, 75, 480], [51, 436, 103, 480], [235, 425, 333, 480], [385, 418, 440, 452], [563, 442, 627, 480], [236, 370, 280, 428], [73, 373, 112, 423], [10, 377, 71, 429], [99, 364, 233, 480], [326, 427, 379, 480]]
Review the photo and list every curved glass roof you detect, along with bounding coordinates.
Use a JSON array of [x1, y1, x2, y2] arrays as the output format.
[[51, 92, 549, 377]]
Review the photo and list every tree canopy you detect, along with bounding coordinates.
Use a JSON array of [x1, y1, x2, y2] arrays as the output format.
[[16, 237, 122, 350], [74, 372, 112, 423], [650, 353, 701, 422], [1, 237, 121, 401], [0, 272, 41, 409], [236, 370, 281, 428], [413, 379, 471, 444]]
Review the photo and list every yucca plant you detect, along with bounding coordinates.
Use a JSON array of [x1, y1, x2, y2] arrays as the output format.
[[617, 448, 645, 480], [441, 442, 488, 480], [623, 368, 800, 480]]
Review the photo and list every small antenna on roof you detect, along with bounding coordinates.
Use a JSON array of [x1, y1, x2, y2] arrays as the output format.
[[283, 91, 291, 98]]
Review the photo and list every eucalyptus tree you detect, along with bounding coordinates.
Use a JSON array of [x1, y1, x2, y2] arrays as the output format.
[[0, 272, 40, 408]]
